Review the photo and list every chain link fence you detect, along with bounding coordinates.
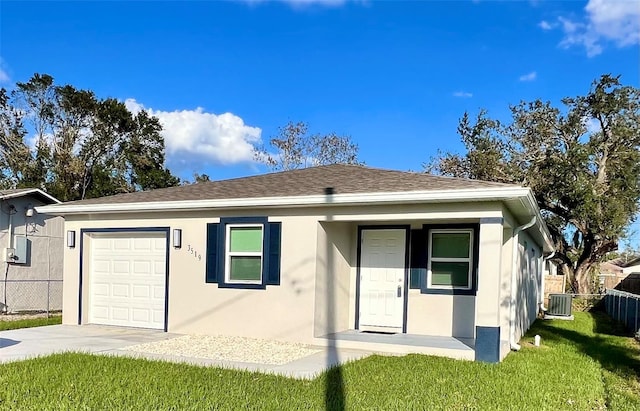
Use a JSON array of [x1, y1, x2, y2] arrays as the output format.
[[604, 289, 640, 336], [1, 278, 62, 316]]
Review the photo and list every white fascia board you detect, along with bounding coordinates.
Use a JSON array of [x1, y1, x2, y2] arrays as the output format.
[[1, 189, 61, 204], [36, 187, 532, 215]]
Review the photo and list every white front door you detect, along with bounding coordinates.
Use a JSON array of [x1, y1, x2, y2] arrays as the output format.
[[358, 229, 406, 332], [88, 232, 167, 330]]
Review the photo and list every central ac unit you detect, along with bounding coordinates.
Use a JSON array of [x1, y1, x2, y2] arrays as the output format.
[[547, 294, 572, 316]]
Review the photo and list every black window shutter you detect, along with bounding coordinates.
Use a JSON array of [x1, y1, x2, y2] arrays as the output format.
[[205, 223, 219, 283], [265, 222, 281, 285], [409, 229, 426, 289]]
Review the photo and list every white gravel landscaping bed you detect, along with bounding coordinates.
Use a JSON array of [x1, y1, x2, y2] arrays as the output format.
[[123, 335, 322, 365]]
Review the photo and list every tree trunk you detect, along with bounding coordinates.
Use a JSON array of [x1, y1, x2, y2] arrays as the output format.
[[573, 264, 593, 294]]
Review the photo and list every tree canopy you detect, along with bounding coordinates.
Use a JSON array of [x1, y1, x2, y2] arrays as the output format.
[[427, 74, 640, 293], [0, 73, 179, 201], [254, 121, 362, 171]]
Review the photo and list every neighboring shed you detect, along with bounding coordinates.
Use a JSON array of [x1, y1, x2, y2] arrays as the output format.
[[39, 165, 554, 362], [1, 189, 63, 313]]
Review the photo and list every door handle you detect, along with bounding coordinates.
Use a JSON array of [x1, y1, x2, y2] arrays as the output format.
[[397, 285, 402, 298]]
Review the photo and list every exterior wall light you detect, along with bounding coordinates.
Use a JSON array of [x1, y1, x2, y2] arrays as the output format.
[[67, 230, 76, 248], [173, 229, 182, 249]]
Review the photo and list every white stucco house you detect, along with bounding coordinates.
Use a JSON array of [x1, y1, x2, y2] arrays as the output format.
[[1, 188, 63, 313], [38, 165, 553, 362]]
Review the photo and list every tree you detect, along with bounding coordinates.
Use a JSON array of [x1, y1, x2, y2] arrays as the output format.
[[193, 173, 211, 183], [254, 121, 362, 171], [427, 75, 640, 293], [0, 73, 179, 201]]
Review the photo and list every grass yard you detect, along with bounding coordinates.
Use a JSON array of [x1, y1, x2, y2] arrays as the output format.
[[0, 315, 61, 331], [0, 311, 638, 410]]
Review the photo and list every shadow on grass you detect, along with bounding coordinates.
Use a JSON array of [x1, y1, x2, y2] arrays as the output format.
[[324, 365, 345, 411], [591, 309, 634, 337], [534, 312, 640, 382]]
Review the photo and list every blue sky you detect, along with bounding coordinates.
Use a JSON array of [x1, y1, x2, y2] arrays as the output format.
[[1, 0, 638, 179]]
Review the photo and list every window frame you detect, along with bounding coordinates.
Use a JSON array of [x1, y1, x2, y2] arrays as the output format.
[[427, 228, 474, 291], [224, 223, 264, 285]]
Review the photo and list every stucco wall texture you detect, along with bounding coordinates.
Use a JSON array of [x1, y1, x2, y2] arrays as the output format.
[[61, 201, 543, 350]]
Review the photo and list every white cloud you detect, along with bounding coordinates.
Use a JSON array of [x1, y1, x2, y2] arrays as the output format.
[[556, 0, 640, 57], [124, 99, 262, 168], [0, 68, 9, 84], [453, 91, 473, 98], [0, 57, 10, 84], [244, 0, 351, 7], [538, 20, 553, 30], [519, 71, 537, 82]]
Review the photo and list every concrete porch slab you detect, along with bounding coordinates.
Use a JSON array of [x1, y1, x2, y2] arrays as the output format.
[[316, 330, 475, 361]]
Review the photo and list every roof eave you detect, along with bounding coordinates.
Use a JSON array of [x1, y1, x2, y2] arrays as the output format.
[[36, 187, 529, 214], [0, 189, 61, 205], [521, 191, 555, 253]]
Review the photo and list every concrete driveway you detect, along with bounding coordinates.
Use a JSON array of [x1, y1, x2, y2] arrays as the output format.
[[0, 324, 178, 363], [0, 325, 371, 379]]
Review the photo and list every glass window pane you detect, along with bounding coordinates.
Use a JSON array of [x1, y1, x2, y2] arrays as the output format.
[[230, 256, 262, 281], [230, 227, 262, 252], [431, 261, 470, 287], [432, 232, 470, 258]]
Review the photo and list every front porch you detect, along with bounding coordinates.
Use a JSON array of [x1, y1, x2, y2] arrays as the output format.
[[316, 330, 475, 361], [314, 216, 509, 362]]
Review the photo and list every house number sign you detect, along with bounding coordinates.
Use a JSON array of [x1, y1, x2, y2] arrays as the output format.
[[187, 244, 202, 261]]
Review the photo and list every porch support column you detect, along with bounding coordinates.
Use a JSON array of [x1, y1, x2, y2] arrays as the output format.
[[474, 217, 504, 363]]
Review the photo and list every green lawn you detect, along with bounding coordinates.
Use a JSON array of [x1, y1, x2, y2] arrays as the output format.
[[0, 315, 61, 331], [0, 312, 638, 410]]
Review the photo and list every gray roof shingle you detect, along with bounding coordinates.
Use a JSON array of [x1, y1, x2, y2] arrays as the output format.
[[0, 188, 39, 197], [61, 164, 516, 206], [0, 188, 60, 204]]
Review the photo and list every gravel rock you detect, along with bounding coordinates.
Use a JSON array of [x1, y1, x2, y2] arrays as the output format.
[[124, 335, 321, 365]]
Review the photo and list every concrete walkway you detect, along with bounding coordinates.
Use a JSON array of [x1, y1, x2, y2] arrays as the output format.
[[0, 325, 372, 379]]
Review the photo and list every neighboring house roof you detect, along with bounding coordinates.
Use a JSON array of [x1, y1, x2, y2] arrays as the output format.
[[36, 165, 553, 251], [605, 256, 640, 269], [0, 188, 61, 205], [599, 261, 624, 274]]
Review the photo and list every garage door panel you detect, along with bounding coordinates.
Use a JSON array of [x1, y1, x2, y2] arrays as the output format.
[[152, 237, 165, 251], [93, 259, 111, 273], [154, 261, 166, 275], [132, 284, 150, 298], [132, 308, 151, 322], [112, 260, 131, 274], [91, 305, 109, 320], [153, 285, 165, 299], [132, 260, 153, 275], [133, 237, 152, 251], [152, 310, 164, 324], [114, 238, 132, 250], [88, 232, 166, 330], [111, 283, 130, 297], [92, 283, 110, 297]]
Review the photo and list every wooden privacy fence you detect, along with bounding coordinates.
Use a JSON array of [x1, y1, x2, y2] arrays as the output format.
[[544, 275, 565, 304], [616, 273, 640, 294], [605, 289, 640, 335]]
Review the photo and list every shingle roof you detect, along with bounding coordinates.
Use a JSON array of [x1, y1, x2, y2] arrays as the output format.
[[0, 188, 60, 204], [62, 164, 516, 206], [0, 188, 38, 197], [606, 256, 640, 268]]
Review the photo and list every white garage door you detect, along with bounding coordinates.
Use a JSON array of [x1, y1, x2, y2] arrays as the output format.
[[89, 232, 167, 329]]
